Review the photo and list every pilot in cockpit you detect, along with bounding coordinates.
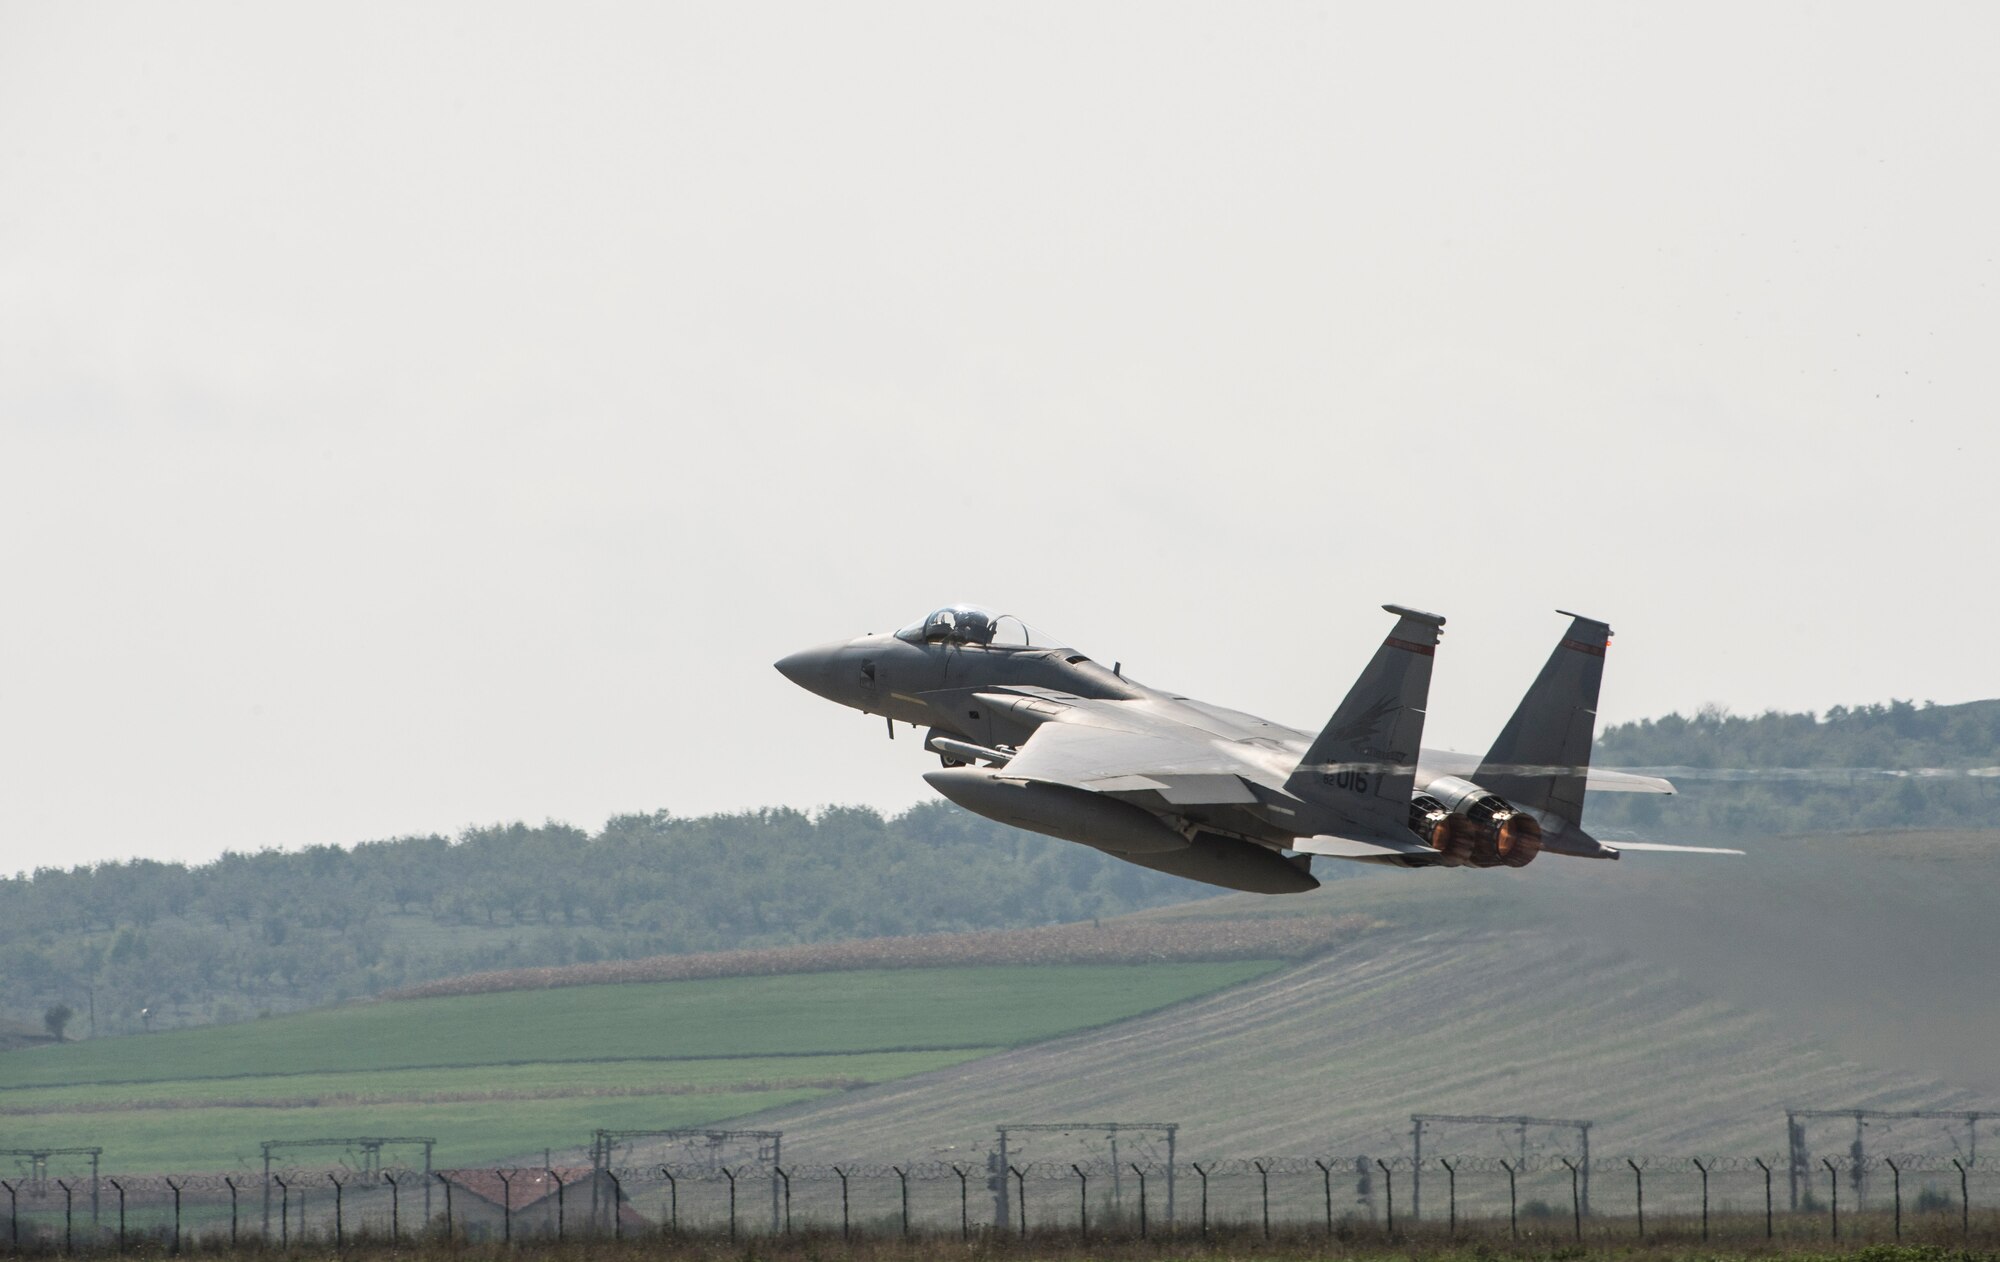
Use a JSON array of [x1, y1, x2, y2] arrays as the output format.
[[952, 607, 994, 644], [904, 604, 1038, 648], [921, 609, 956, 642]]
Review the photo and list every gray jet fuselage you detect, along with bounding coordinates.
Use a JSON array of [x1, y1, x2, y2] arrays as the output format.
[[777, 604, 1701, 894], [779, 630, 1327, 849]]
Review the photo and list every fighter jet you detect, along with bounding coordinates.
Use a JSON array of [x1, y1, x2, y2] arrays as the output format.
[[775, 604, 1738, 893]]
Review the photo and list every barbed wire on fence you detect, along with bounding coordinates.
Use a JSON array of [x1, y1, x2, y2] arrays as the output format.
[[16, 1154, 2000, 1195]]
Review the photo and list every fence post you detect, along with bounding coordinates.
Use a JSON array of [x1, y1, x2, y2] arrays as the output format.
[[836, 1167, 852, 1240], [330, 1174, 344, 1246], [1378, 1159, 1394, 1236], [1955, 1158, 1970, 1238], [896, 1166, 911, 1238], [57, 1179, 73, 1254], [385, 1172, 400, 1240], [495, 1170, 513, 1245], [1562, 1158, 1581, 1240], [1693, 1158, 1710, 1241], [1071, 1165, 1088, 1239], [606, 1171, 623, 1241], [1008, 1166, 1026, 1238], [1824, 1158, 1839, 1239], [721, 1166, 737, 1242], [224, 1176, 240, 1246], [1131, 1164, 1148, 1238], [1886, 1158, 1901, 1238], [547, 1168, 563, 1240], [108, 1179, 125, 1252], [1253, 1161, 1271, 1239], [434, 1172, 452, 1242], [1500, 1160, 1518, 1240], [775, 1167, 792, 1234], [1314, 1160, 1333, 1236], [1191, 1163, 1210, 1238], [1754, 1158, 1773, 1239], [1440, 1159, 1457, 1237], [951, 1164, 969, 1240], [1628, 1160, 1644, 1239], [1, 1180, 15, 1250], [168, 1178, 182, 1254], [659, 1167, 677, 1235]]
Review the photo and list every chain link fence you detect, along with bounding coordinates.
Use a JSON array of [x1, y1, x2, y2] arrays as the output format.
[[6, 1155, 2000, 1250]]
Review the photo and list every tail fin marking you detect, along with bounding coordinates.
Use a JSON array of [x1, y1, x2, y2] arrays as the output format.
[[1284, 604, 1445, 841]]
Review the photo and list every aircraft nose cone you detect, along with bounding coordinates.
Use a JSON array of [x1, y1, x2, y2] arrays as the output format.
[[775, 643, 838, 693]]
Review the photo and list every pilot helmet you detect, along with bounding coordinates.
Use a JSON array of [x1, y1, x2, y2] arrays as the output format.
[[953, 606, 994, 643]]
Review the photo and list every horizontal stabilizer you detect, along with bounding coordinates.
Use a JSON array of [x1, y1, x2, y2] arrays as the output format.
[[1583, 767, 1675, 794], [1413, 750, 1676, 794], [1606, 841, 1746, 856]]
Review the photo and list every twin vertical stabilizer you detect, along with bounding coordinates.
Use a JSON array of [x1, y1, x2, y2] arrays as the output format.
[[1473, 611, 1609, 827], [1284, 604, 1445, 842]]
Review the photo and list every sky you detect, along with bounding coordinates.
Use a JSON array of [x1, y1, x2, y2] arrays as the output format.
[[2, 2, 1997, 874]]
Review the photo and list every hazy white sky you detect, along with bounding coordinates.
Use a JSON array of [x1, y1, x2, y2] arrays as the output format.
[[3, 2, 1996, 874]]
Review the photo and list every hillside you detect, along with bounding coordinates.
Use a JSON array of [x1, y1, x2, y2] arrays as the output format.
[[720, 828, 2000, 1164], [8, 826, 1995, 1176], [0, 961, 1278, 1172]]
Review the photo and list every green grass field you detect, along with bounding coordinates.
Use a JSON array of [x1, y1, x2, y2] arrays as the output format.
[[0, 963, 1271, 1089], [0, 962, 1276, 1171], [0, 1051, 981, 1111]]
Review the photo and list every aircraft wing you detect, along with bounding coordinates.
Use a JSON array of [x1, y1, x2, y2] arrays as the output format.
[[995, 716, 1267, 804]]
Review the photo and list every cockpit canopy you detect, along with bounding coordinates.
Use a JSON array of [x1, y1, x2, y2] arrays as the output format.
[[895, 604, 1060, 649]]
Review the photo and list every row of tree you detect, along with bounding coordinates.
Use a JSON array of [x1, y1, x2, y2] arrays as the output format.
[[1587, 697, 2000, 837], [0, 803, 1222, 1037]]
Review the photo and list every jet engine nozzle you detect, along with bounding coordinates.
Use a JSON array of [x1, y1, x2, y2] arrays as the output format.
[[1408, 794, 1452, 850], [1420, 776, 1544, 868]]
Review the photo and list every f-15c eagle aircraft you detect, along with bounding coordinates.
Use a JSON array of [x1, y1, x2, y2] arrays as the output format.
[[775, 604, 1738, 894]]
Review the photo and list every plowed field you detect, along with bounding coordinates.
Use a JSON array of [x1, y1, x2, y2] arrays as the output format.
[[727, 844, 2000, 1165]]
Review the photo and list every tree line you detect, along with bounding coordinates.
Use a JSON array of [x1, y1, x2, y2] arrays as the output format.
[[0, 804, 1221, 1038], [1587, 697, 2000, 837]]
